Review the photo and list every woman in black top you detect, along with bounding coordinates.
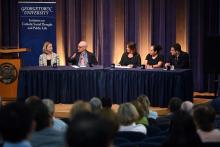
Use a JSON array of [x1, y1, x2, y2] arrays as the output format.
[[145, 45, 164, 68], [119, 42, 141, 67]]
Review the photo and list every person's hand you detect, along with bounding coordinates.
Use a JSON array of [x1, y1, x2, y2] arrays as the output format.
[[146, 65, 153, 69], [71, 53, 76, 59], [128, 64, 133, 68], [165, 63, 170, 68]]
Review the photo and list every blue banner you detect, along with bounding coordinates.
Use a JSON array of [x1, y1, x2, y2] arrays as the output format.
[[18, 2, 56, 66]]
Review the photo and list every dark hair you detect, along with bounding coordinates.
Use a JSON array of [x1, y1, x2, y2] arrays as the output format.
[[66, 112, 114, 147], [172, 43, 181, 52], [164, 110, 201, 145], [26, 100, 51, 131], [168, 97, 182, 113], [152, 45, 162, 53], [193, 105, 216, 131], [101, 97, 112, 108], [0, 102, 33, 143], [127, 42, 136, 52]]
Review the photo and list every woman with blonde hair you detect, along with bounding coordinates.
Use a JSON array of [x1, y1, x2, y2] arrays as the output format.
[[39, 41, 60, 66], [117, 103, 147, 134]]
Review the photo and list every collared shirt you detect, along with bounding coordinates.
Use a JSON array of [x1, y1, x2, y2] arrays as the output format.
[[52, 117, 67, 132], [4, 140, 32, 147], [78, 51, 88, 66]]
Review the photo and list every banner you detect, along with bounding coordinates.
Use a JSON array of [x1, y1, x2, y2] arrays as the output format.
[[18, 2, 56, 66]]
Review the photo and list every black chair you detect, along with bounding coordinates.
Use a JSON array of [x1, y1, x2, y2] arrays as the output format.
[[146, 125, 161, 137], [116, 131, 146, 142], [114, 137, 131, 145], [118, 142, 161, 147], [143, 136, 167, 144], [156, 116, 171, 131]]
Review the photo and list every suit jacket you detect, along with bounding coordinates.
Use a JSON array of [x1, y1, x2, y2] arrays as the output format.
[[39, 52, 60, 66], [69, 50, 98, 66], [167, 51, 189, 69]]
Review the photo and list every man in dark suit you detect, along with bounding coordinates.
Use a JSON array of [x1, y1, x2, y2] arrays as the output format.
[[165, 43, 190, 69], [69, 41, 98, 66]]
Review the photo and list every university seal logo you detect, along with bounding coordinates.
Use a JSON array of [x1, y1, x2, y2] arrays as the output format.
[[0, 63, 18, 84]]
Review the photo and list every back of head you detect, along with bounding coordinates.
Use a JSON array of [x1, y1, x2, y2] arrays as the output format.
[[89, 97, 102, 112], [70, 100, 92, 120], [97, 108, 119, 135], [168, 97, 183, 113], [172, 43, 181, 52], [117, 103, 139, 125], [0, 102, 33, 143], [101, 97, 112, 108], [137, 95, 150, 116], [42, 99, 55, 116], [131, 100, 145, 118], [66, 112, 114, 147], [181, 101, 194, 113], [26, 100, 51, 131], [25, 95, 40, 104], [193, 104, 216, 131], [167, 110, 201, 144]]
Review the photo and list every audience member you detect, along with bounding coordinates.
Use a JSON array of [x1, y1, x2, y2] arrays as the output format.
[[66, 112, 114, 147], [163, 110, 201, 145], [27, 100, 65, 147], [117, 103, 147, 135], [89, 97, 103, 112], [0, 102, 33, 147], [193, 105, 220, 142], [42, 99, 67, 132], [181, 101, 194, 114], [70, 100, 91, 120]]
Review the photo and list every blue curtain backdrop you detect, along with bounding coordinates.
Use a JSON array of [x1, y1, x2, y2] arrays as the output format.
[[1, 0, 220, 93]]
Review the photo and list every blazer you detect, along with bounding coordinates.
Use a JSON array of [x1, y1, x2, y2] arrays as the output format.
[[69, 50, 98, 66], [39, 52, 60, 66], [167, 51, 189, 69]]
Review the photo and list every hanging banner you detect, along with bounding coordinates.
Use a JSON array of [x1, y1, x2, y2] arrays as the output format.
[[18, 1, 56, 66]]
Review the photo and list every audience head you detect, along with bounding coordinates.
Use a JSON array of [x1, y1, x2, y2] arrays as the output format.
[[181, 101, 194, 114], [117, 103, 139, 125], [25, 95, 40, 104], [26, 100, 51, 131], [126, 42, 136, 54], [0, 102, 33, 143], [97, 108, 119, 134], [193, 104, 216, 132], [167, 110, 201, 144], [42, 41, 53, 54], [170, 43, 181, 56], [101, 97, 112, 109], [42, 99, 55, 116], [210, 97, 220, 114], [168, 97, 182, 113], [78, 41, 88, 53], [150, 45, 162, 56], [131, 100, 145, 119], [137, 95, 150, 116], [70, 100, 92, 120], [89, 97, 102, 112], [66, 112, 114, 147]]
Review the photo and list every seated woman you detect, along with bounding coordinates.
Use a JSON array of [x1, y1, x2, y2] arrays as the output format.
[[117, 103, 147, 135], [39, 41, 60, 66], [145, 45, 164, 68], [119, 42, 141, 67]]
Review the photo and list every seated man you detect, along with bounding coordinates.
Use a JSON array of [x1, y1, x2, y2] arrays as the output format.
[[0, 102, 33, 147], [165, 43, 189, 69], [68, 41, 98, 66]]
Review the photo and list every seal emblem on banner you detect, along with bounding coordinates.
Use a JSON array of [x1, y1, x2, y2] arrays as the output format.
[[0, 63, 18, 84]]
